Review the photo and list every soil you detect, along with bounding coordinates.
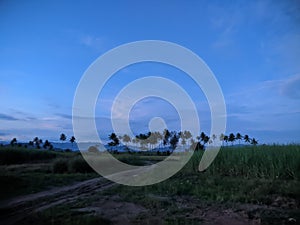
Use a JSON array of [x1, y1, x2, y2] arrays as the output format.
[[0, 177, 298, 225]]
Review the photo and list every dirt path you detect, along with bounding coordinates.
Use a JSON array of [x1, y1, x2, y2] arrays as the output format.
[[0, 174, 298, 225], [0, 177, 116, 225]]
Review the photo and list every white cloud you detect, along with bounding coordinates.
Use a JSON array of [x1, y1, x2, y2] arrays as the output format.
[[280, 74, 300, 99], [80, 35, 105, 50]]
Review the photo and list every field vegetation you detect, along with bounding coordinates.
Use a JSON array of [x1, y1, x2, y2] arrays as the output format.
[[0, 143, 299, 224]]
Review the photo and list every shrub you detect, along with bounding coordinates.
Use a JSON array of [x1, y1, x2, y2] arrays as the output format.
[[52, 158, 69, 173], [69, 156, 94, 173], [0, 148, 57, 165]]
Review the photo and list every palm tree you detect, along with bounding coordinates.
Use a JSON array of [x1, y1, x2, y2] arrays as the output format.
[[33, 137, 39, 144], [132, 138, 138, 148], [181, 138, 186, 146], [108, 133, 120, 150], [236, 133, 242, 145], [244, 135, 250, 144], [148, 133, 159, 150], [33, 137, 41, 149], [60, 133, 67, 143], [163, 129, 171, 147], [70, 136, 76, 147], [223, 135, 229, 146], [219, 133, 225, 146], [122, 134, 131, 145], [153, 131, 162, 149], [211, 134, 217, 145], [10, 138, 17, 146], [203, 135, 210, 147], [228, 133, 235, 146], [169, 132, 179, 150], [251, 138, 258, 145], [183, 130, 192, 146], [200, 132, 206, 143], [43, 140, 51, 149]]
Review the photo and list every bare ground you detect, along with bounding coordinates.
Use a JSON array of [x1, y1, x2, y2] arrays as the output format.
[[0, 177, 298, 225], [0, 177, 115, 225]]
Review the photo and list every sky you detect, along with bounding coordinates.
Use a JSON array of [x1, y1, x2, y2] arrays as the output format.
[[0, 0, 299, 144]]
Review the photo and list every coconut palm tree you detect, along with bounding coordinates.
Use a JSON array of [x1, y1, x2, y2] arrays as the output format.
[[10, 138, 17, 146], [228, 133, 235, 146], [223, 135, 229, 146], [203, 135, 210, 146], [132, 138, 138, 148], [122, 134, 131, 146], [33, 137, 39, 144], [244, 135, 250, 144], [148, 132, 160, 150], [43, 140, 51, 149], [60, 133, 67, 143], [183, 130, 192, 146], [163, 129, 171, 147], [219, 133, 225, 146], [211, 134, 217, 145], [154, 131, 163, 148], [200, 132, 206, 143], [108, 132, 120, 150], [181, 138, 186, 146], [70, 136, 76, 147], [236, 133, 242, 145], [251, 138, 258, 145], [33, 137, 41, 149], [169, 132, 179, 150]]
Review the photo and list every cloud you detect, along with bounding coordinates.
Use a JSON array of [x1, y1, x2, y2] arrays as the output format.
[[223, 74, 300, 138], [56, 113, 72, 119], [254, 74, 300, 100], [0, 113, 19, 121], [280, 74, 300, 99], [0, 132, 9, 136], [80, 35, 105, 50]]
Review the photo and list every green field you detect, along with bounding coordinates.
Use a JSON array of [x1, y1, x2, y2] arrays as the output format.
[[0, 145, 299, 224]]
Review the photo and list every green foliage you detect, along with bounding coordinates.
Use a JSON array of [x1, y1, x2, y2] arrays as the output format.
[[185, 144, 300, 180], [69, 157, 94, 173], [60, 133, 67, 142], [0, 147, 58, 165], [52, 158, 69, 173], [108, 132, 119, 147], [52, 156, 94, 174]]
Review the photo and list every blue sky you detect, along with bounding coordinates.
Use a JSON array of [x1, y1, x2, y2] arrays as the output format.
[[0, 0, 299, 144]]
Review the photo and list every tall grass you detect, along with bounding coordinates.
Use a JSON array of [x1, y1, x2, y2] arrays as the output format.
[[0, 147, 59, 165], [186, 145, 300, 180], [52, 156, 94, 173]]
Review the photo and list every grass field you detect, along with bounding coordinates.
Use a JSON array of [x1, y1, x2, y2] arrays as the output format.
[[0, 145, 299, 224]]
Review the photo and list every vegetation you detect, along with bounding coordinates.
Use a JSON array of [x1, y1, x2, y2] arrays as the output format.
[[105, 129, 259, 153], [1, 132, 299, 224], [60, 133, 67, 143], [0, 143, 299, 224], [0, 147, 59, 165]]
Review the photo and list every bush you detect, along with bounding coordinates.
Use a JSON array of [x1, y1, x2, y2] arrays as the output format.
[[52, 158, 69, 173], [69, 157, 94, 173], [0, 148, 57, 165]]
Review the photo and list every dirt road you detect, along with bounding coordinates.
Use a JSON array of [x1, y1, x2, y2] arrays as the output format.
[[0, 176, 298, 225], [0, 177, 116, 225]]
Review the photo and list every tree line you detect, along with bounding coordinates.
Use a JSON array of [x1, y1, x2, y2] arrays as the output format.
[[6, 130, 258, 152], [108, 129, 258, 152], [8, 133, 76, 150]]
